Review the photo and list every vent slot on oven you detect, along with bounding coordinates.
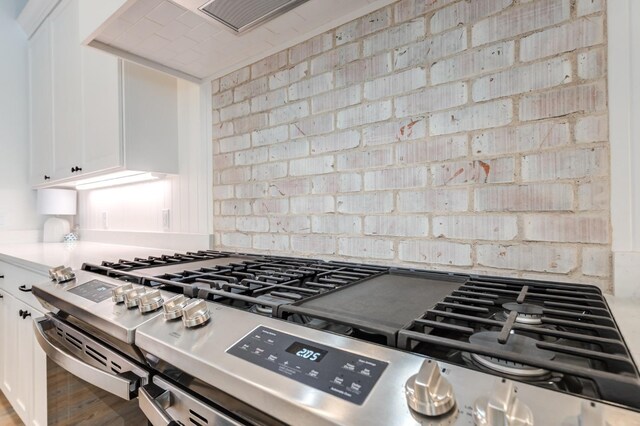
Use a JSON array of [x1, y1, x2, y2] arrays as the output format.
[[189, 408, 209, 425], [199, 0, 308, 33], [85, 344, 108, 366]]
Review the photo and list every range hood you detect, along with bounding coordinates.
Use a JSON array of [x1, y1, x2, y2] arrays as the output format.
[[88, 0, 393, 82], [197, 0, 309, 33]]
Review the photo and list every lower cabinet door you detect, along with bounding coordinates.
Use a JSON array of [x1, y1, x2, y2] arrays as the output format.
[[0, 289, 7, 389], [29, 307, 47, 426]]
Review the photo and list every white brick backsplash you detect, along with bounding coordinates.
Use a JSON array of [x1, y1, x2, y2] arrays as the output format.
[[291, 235, 336, 254], [520, 17, 604, 62], [252, 162, 287, 181], [236, 216, 269, 232], [269, 140, 310, 161], [291, 195, 335, 214], [312, 216, 362, 234], [431, 41, 515, 85], [289, 33, 333, 64], [311, 86, 361, 114], [221, 200, 252, 215], [394, 27, 466, 70], [475, 184, 573, 211], [578, 48, 605, 80], [398, 188, 469, 212], [291, 114, 335, 138], [431, 0, 513, 34], [430, 99, 513, 135], [472, 121, 569, 155], [337, 101, 392, 129], [235, 182, 268, 198], [432, 158, 515, 186], [290, 156, 335, 176], [363, 19, 425, 57], [335, 8, 391, 46], [268, 178, 311, 197], [582, 246, 610, 277], [523, 215, 609, 243], [270, 216, 311, 233], [310, 131, 360, 154], [337, 193, 393, 214], [337, 147, 393, 171], [335, 53, 392, 87], [433, 215, 518, 240], [212, 122, 234, 139], [578, 181, 608, 211], [394, 0, 457, 23], [364, 67, 426, 100], [577, 0, 604, 16], [253, 198, 289, 215], [212, 185, 233, 200], [363, 117, 426, 146], [472, 57, 572, 102], [252, 125, 288, 147], [364, 166, 427, 190], [364, 215, 427, 237], [522, 147, 608, 181], [221, 232, 251, 248], [339, 237, 395, 260], [220, 67, 250, 91], [312, 173, 362, 193], [269, 101, 309, 126], [211, 79, 219, 94], [235, 147, 268, 166], [250, 89, 287, 113], [253, 233, 290, 251], [477, 244, 577, 273], [234, 77, 268, 103], [251, 51, 288, 79], [213, 216, 235, 230], [219, 134, 250, 153], [212, 90, 232, 108], [472, 0, 570, 46], [520, 82, 606, 121], [310, 44, 360, 75], [288, 72, 334, 101], [399, 240, 472, 266], [397, 134, 467, 164], [395, 82, 467, 117], [220, 102, 249, 122], [269, 62, 308, 90], [213, 153, 233, 170], [234, 114, 268, 134]]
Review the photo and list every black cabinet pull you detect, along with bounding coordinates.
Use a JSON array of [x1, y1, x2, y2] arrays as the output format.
[[0, 274, 4, 278], [71, 167, 74, 173], [71, 166, 83, 173], [18, 309, 31, 319], [18, 285, 32, 292], [44, 175, 50, 180]]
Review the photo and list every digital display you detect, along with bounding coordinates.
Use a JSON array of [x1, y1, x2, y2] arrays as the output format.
[[285, 341, 328, 363], [68, 280, 116, 303]]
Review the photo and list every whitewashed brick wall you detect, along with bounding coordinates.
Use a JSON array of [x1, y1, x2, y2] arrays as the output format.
[[211, 0, 610, 290]]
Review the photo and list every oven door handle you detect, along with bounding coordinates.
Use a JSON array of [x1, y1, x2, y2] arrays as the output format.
[[33, 316, 140, 400], [139, 385, 179, 426]]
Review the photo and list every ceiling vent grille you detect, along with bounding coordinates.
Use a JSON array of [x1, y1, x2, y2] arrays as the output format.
[[199, 0, 309, 33]]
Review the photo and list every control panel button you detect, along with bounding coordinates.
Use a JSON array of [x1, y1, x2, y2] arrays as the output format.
[[473, 379, 533, 426], [138, 289, 164, 313], [111, 283, 133, 303], [181, 299, 211, 328], [405, 359, 456, 417]]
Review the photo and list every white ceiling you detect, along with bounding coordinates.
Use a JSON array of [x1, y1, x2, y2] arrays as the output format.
[[93, 0, 393, 82]]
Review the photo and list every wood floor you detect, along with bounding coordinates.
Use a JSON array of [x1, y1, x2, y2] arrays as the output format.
[[0, 390, 22, 425]]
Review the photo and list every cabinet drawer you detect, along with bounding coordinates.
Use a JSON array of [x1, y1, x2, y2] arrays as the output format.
[[0, 261, 49, 312]]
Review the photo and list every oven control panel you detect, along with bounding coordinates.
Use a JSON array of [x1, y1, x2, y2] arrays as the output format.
[[227, 326, 388, 405]]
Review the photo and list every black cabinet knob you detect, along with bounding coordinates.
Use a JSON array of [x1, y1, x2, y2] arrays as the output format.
[[44, 175, 50, 180], [18, 285, 32, 292], [71, 167, 74, 173], [19, 310, 31, 319]]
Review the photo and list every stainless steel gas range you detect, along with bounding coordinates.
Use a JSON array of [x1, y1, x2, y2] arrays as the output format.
[[32, 250, 640, 425]]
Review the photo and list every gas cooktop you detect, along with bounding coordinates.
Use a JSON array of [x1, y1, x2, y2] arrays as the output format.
[[78, 250, 640, 412]]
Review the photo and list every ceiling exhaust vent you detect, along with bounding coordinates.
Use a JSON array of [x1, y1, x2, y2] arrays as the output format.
[[199, 0, 309, 33]]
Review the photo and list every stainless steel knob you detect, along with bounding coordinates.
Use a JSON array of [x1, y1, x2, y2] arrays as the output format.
[[181, 299, 211, 328], [163, 294, 190, 320], [473, 379, 533, 426], [138, 289, 164, 313], [49, 265, 76, 283], [123, 287, 146, 309], [405, 359, 455, 417], [112, 283, 134, 303]]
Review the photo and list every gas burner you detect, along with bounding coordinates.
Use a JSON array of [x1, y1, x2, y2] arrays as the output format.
[[468, 331, 554, 378], [502, 302, 544, 325], [307, 319, 353, 336]]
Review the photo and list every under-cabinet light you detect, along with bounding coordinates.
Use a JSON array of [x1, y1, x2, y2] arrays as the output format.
[[75, 172, 165, 190]]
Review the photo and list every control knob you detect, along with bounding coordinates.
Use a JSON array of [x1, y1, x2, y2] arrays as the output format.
[[163, 294, 190, 320], [181, 299, 211, 328], [123, 287, 147, 309], [138, 289, 164, 313], [473, 379, 533, 426], [112, 283, 134, 303], [405, 359, 456, 417]]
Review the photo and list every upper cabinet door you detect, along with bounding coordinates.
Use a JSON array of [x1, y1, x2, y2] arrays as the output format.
[[50, 0, 82, 179], [28, 21, 54, 186], [81, 47, 122, 174]]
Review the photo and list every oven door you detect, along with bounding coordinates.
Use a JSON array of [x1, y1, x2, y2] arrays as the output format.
[[139, 377, 243, 426], [33, 313, 149, 400]]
